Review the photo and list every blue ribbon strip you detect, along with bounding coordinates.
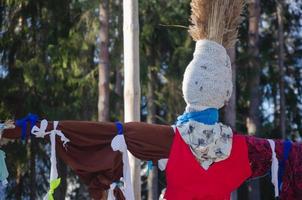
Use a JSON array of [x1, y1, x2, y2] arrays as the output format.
[[16, 113, 39, 141], [115, 121, 123, 135], [146, 161, 153, 176], [176, 108, 219, 126], [278, 139, 292, 192]]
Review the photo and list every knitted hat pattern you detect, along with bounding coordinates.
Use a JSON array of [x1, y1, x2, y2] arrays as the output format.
[[183, 0, 244, 111], [175, 0, 244, 170], [182, 39, 232, 112]]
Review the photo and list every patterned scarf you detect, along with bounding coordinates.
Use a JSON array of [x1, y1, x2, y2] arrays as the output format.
[[177, 121, 233, 170]]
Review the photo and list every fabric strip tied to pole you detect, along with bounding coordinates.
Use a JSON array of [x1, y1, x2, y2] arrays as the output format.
[[267, 139, 279, 197], [31, 120, 70, 200], [278, 139, 292, 192], [109, 122, 134, 200], [108, 182, 118, 200]]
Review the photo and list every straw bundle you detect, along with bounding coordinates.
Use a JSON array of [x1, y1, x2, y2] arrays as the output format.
[[189, 0, 244, 48]]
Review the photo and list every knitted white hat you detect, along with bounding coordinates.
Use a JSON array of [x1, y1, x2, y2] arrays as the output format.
[[182, 39, 232, 112], [182, 0, 244, 112]]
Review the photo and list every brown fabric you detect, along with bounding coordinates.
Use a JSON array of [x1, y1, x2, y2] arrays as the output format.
[[4, 122, 302, 199], [114, 187, 126, 200], [124, 122, 174, 161], [2, 121, 174, 199]]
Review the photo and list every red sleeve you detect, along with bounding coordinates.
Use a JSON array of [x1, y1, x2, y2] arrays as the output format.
[[244, 135, 272, 178], [241, 132, 302, 199]]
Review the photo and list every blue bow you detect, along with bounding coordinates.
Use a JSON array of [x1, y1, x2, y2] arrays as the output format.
[[16, 113, 39, 142], [176, 108, 219, 126], [115, 121, 123, 135]]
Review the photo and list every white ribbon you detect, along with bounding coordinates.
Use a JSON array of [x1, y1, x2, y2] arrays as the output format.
[[268, 139, 279, 197], [31, 120, 69, 146], [107, 182, 117, 200], [109, 135, 134, 200], [158, 159, 168, 171], [31, 120, 70, 199]]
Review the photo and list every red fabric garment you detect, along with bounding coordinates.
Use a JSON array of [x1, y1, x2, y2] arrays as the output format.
[[244, 134, 302, 200], [165, 128, 251, 200]]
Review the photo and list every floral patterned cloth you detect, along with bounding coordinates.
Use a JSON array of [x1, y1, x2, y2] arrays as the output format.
[[177, 121, 233, 170]]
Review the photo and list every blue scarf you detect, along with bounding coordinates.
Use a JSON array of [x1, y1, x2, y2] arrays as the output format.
[[176, 108, 219, 126]]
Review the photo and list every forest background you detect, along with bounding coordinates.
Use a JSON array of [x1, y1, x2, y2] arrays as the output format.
[[0, 0, 302, 199]]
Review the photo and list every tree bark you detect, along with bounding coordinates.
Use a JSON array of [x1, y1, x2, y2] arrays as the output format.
[[54, 156, 67, 200], [98, 1, 110, 198], [247, 0, 261, 199], [114, 0, 124, 120], [224, 47, 237, 200], [115, 66, 124, 119], [277, 0, 286, 139], [16, 165, 23, 200], [247, 0, 261, 136], [147, 59, 158, 200], [29, 138, 36, 200], [98, 0, 110, 122], [123, 0, 141, 199], [224, 47, 237, 129]]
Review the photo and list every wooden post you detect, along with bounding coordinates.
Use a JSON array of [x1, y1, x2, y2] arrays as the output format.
[[123, 0, 141, 199]]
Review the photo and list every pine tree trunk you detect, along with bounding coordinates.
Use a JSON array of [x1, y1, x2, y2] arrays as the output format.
[[98, 0, 110, 122], [114, 0, 124, 120], [123, 0, 141, 199], [277, 0, 286, 139], [16, 165, 22, 200], [54, 156, 67, 200], [247, 0, 261, 136], [224, 47, 237, 200], [272, 82, 279, 129], [147, 61, 158, 200], [115, 66, 124, 118], [247, 0, 261, 199], [224, 47, 237, 129], [30, 138, 36, 200], [98, 1, 110, 198]]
